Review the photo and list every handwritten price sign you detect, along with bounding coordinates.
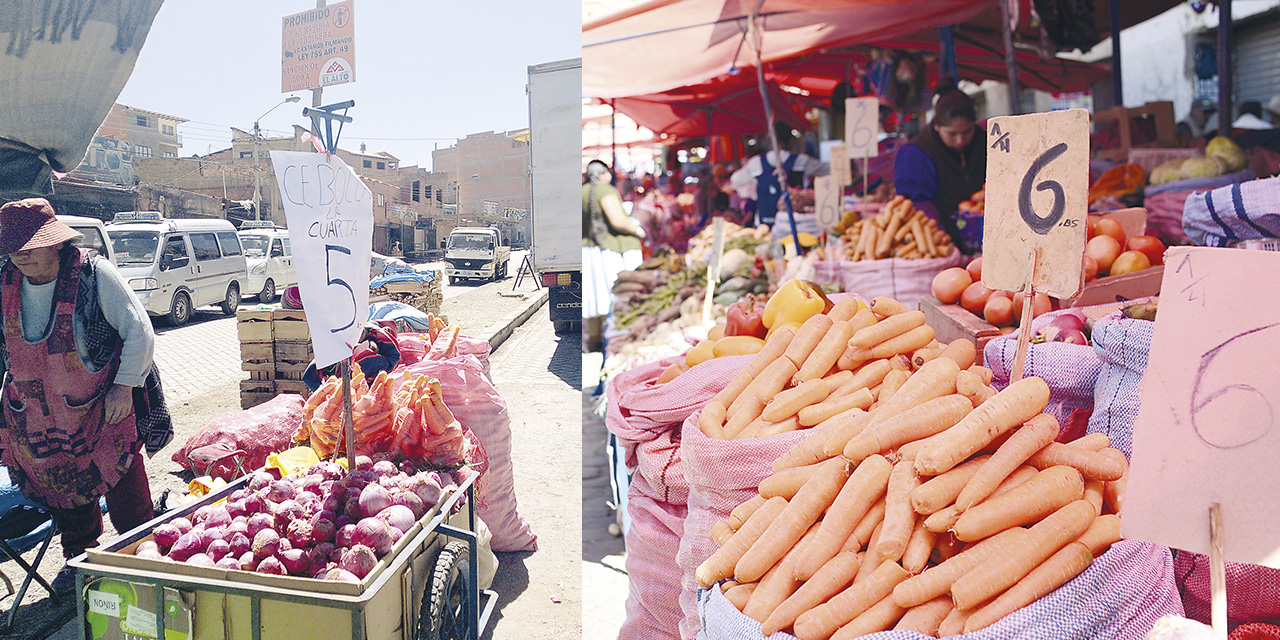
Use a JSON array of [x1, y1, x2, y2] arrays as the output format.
[[830, 143, 852, 188], [814, 175, 842, 230], [271, 151, 374, 369], [981, 109, 1089, 298], [845, 97, 880, 159], [1124, 247, 1280, 568]]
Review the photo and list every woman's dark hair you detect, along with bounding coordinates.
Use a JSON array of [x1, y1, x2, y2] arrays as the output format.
[[58, 241, 76, 263], [931, 76, 977, 128], [584, 159, 611, 185]]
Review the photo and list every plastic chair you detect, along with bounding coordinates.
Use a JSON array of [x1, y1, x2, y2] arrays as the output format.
[[0, 467, 59, 631]]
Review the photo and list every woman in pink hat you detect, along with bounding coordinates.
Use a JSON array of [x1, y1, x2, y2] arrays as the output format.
[[0, 198, 160, 591]]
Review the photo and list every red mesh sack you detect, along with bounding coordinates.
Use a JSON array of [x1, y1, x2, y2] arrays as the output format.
[[1232, 623, 1280, 640], [1174, 551, 1280, 627], [172, 394, 303, 474]]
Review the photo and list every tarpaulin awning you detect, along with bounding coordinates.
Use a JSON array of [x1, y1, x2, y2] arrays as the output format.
[[608, 75, 810, 138]]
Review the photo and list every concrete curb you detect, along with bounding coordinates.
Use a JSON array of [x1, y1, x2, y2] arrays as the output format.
[[485, 289, 549, 349]]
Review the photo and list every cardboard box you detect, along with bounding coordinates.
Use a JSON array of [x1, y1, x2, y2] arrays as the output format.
[[1062, 265, 1164, 308], [84, 577, 193, 640], [918, 297, 1003, 366]]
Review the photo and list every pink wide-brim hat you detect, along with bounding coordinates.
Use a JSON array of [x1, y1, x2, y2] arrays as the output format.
[[0, 198, 83, 255]]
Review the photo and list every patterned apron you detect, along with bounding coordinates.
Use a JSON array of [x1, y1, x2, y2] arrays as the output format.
[[0, 248, 137, 509]]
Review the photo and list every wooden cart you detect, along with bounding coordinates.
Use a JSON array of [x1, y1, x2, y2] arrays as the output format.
[[69, 473, 496, 640]]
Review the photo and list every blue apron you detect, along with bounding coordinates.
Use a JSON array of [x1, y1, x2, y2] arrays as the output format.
[[755, 152, 799, 227]]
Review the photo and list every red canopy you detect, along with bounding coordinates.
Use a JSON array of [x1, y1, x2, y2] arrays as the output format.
[[609, 75, 811, 138]]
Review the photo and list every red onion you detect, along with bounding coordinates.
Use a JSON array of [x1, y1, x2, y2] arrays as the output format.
[[388, 526, 403, 547], [376, 505, 416, 534], [343, 495, 365, 521], [372, 460, 399, 478], [1049, 327, 1090, 345], [278, 548, 310, 575], [378, 474, 402, 491], [286, 519, 313, 549], [248, 470, 275, 491], [247, 513, 274, 538], [207, 539, 231, 562], [313, 542, 337, 561], [187, 553, 216, 567], [335, 514, 353, 530], [136, 546, 165, 560], [311, 560, 335, 579], [242, 492, 266, 515], [310, 510, 337, 528], [226, 520, 249, 537], [228, 532, 251, 557], [171, 517, 193, 535], [391, 490, 425, 519], [276, 537, 292, 554], [230, 489, 247, 502], [136, 540, 160, 555], [329, 547, 345, 563], [238, 551, 257, 571], [322, 494, 342, 514], [338, 545, 377, 579], [312, 518, 336, 544], [407, 474, 443, 507], [205, 505, 232, 529], [268, 480, 296, 503], [324, 567, 362, 583], [359, 484, 391, 519], [274, 500, 304, 529], [256, 556, 286, 575], [399, 459, 417, 475], [199, 527, 224, 549], [297, 474, 323, 494], [336, 524, 357, 548], [251, 529, 281, 560], [354, 455, 374, 472], [226, 500, 246, 519], [353, 517, 394, 556], [192, 505, 213, 524], [216, 557, 241, 570], [152, 524, 181, 549], [326, 482, 347, 500], [168, 532, 203, 561]]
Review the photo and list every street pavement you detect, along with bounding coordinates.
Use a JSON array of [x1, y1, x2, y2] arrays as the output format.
[[4, 269, 548, 640], [582, 351, 629, 640]]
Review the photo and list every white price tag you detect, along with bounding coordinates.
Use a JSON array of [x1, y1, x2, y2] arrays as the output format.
[[87, 590, 121, 617], [830, 143, 851, 188], [845, 97, 880, 158], [271, 151, 375, 368], [814, 175, 841, 230], [124, 604, 157, 638]]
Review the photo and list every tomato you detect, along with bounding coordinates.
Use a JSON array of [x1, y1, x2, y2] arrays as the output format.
[[1085, 216, 1097, 241], [1125, 235, 1167, 266], [966, 257, 983, 283], [1094, 218, 1127, 246], [1083, 255, 1099, 282], [960, 281, 994, 315], [1109, 250, 1152, 276], [958, 201, 974, 213], [1012, 292, 1053, 322], [983, 295, 1015, 326], [1085, 235, 1122, 275], [932, 267, 973, 304]]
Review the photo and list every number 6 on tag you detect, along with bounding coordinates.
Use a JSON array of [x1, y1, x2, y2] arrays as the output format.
[[981, 109, 1089, 299]]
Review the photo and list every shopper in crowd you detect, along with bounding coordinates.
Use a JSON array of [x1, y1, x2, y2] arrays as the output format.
[[0, 198, 159, 592], [730, 121, 823, 227], [893, 76, 987, 253], [583, 160, 645, 353], [1177, 98, 1217, 143], [1267, 96, 1280, 125], [1232, 100, 1274, 131]]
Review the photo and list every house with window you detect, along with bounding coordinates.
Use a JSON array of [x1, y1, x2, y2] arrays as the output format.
[[69, 104, 186, 185]]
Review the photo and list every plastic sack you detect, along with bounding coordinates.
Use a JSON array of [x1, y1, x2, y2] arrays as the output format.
[[396, 332, 491, 378], [1089, 163, 1146, 205], [1086, 311, 1155, 459], [1231, 622, 1280, 640], [697, 540, 1182, 640], [475, 516, 498, 590], [401, 354, 536, 552], [1173, 551, 1280, 628], [677, 410, 808, 640], [172, 394, 304, 474], [833, 252, 967, 311], [608, 355, 749, 640], [265, 446, 320, 478], [985, 309, 1105, 440], [1181, 174, 1280, 248]]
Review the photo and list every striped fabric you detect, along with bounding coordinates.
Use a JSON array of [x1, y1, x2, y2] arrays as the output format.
[[1182, 175, 1280, 247]]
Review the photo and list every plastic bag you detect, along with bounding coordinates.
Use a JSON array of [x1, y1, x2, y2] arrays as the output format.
[[475, 516, 499, 590]]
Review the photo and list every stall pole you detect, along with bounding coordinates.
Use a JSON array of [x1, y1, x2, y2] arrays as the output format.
[[999, 0, 1021, 115], [341, 359, 356, 465], [1109, 0, 1123, 105], [1218, 0, 1233, 125], [611, 99, 618, 174], [748, 0, 802, 253], [939, 26, 957, 79]]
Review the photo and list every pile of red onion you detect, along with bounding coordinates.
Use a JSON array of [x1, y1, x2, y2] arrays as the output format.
[[135, 456, 460, 582]]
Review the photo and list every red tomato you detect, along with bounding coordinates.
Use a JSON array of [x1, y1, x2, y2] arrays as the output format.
[[1110, 250, 1152, 276], [1095, 218, 1126, 246], [1085, 235, 1122, 275], [1085, 216, 1097, 241], [960, 282, 994, 316], [1083, 255, 1099, 282], [983, 295, 1015, 326], [1012, 292, 1054, 322], [966, 257, 983, 283], [1125, 235, 1166, 266], [931, 267, 973, 304]]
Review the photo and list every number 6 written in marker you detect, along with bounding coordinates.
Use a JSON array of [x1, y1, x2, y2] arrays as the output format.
[[325, 244, 357, 333], [1019, 143, 1069, 235]]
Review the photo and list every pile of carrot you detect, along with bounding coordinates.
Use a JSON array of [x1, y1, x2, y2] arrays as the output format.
[[696, 297, 1130, 638], [839, 197, 956, 261]]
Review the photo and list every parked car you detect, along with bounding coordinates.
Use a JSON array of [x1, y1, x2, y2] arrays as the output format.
[[237, 221, 296, 302], [57, 214, 115, 263]]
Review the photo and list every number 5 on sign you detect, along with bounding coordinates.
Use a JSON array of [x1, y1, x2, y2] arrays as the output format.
[[981, 109, 1089, 299]]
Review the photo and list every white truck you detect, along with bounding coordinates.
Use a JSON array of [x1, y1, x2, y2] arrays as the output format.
[[527, 59, 582, 334], [444, 227, 510, 284]]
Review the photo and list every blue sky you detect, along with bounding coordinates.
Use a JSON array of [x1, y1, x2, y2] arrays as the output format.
[[117, 1, 581, 170]]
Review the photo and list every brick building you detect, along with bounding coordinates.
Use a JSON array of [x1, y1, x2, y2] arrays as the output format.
[[69, 104, 186, 185], [431, 129, 531, 246]]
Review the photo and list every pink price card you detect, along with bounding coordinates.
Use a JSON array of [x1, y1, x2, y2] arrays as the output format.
[[1123, 246, 1280, 568]]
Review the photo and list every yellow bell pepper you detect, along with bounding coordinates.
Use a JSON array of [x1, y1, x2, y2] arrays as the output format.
[[762, 280, 828, 329]]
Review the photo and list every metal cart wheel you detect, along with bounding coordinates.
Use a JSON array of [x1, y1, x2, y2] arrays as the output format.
[[417, 540, 472, 640]]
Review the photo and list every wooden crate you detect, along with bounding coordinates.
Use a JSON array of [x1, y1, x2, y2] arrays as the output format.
[[1092, 101, 1176, 161], [1061, 265, 1164, 308], [918, 297, 1003, 366], [236, 308, 274, 342], [276, 380, 312, 398], [239, 379, 275, 410], [275, 340, 314, 368], [275, 359, 310, 380], [272, 309, 310, 341], [240, 341, 274, 372]]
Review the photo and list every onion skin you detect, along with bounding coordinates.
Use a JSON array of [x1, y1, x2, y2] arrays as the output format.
[[324, 567, 362, 583], [359, 484, 392, 519], [152, 523, 181, 549], [339, 545, 378, 579]]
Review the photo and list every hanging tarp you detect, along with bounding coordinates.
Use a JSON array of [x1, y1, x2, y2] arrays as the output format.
[[610, 75, 810, 139]]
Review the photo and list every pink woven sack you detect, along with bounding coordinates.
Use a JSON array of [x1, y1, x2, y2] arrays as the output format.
[[173, 394, 303, 474], [620, 471, 688, 639], [1173, 551, 1280, 627], [676, 411, 808, 640], [835, 251, 967, 311]]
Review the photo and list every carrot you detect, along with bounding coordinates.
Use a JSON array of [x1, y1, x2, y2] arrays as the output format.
[[937, 604, 974, 637], [901, 518, 938, 574], [711, 520, 733, 546], [864, 325, 937, 362], [723, 583, 756, 611], [952, 465, 1085, 542], [820, 407, 875, 458], [715, 327, 795, 410], [968, 364, 994, 385], [869, 296, 910, 318], [763, 551, 861, 636], [1065, 433, 1110, 451], [656, 361, 685, 384], [844, 395, 973, 462], [868, 357, 961, 429], [1105, 473, 1126, 515], [795, 320, 859, 384], [924, 465, 1037, 532], [955, 413, 1060, 511], [931, 532, 964, 565], [850, 310, 926, 348], [799, 388, 873, 427], [828, 297, 860, 322], [874, 369, 913, 403], [760, 462, 823, 500], [853, 522, 885, 584], [970, 383, 997, 407], [850, 498, 887, 550], [964, 541, 1093, 632], [723, 358, 798, 438], [735, 459, 851, 583], [1025, 442, 1127, 481], [889, 353, 914, 371], [763, 377, 831, 422], [696, 496, 787, 588], [793, 561, 910, 640], [773, 420, 843, 472], [955, 368, 983, 398], [892, 527, 1028, 608], [938, 339, 978, 369], [950, 499, 1097, 610], [1083, 479, 1105, 516], [728, 495, 767, 530], [873, 460, 922, 566], [914, 376, 1051, 476], [831, 591, 908, 640], [848, 307, 879, 334], [783, 314, 836, 370], [1076, 513, 1121, 557], [911, 454, 991, 515], [894, 595, 953, 635], [698, 400, 728, 438], [911, 342, 946, 369], [793, 455, 893, 580], [743, 525, 818, 623]]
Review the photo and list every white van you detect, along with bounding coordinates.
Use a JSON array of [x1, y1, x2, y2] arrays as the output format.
[[57, 215, 116, 263], [106, 212, 249, 326], [237, 221, 296, 302]]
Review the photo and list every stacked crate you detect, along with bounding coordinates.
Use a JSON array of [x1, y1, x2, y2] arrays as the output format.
[[238, 307, 316, 408], [368, 269, 444, 317]]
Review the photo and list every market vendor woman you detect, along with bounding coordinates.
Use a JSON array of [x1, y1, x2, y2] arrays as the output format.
[[0, 198, 159, 591], [894, 77, 986, 253]]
